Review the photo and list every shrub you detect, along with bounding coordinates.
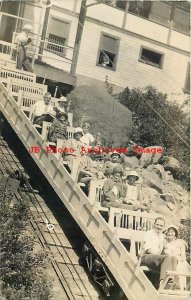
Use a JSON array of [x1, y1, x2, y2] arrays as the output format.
[[118, 86, 190, 189], [179, 219, 190, 263], [0, 186, 52, 300]]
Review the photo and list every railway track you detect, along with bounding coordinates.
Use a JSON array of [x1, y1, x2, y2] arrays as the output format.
[[0, 137, 105, 300]]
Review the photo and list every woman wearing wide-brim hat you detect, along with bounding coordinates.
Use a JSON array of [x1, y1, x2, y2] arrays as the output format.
[[48, 112, 69, 143], [123, 170, 150, 212], [163, 225, 190, 289], [103, 166, 127, 208], [63, 127, 84, 180], [104, 151, 123, 178]]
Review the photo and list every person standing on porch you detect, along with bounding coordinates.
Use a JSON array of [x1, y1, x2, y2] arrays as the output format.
[[16, 24, 33, 72]]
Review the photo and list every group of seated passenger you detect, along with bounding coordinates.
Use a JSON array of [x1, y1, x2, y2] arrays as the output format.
[[102, 167, 150, 211], [28, 92, 190, 292], [29, 93, 186, 224]]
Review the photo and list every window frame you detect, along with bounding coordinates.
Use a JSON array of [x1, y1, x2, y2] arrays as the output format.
[[172, 2, 190, 36], [138, 46, 165, 69], [47, 33, 66, 56], [96, 31, 120, 71], [127, 1, 190, 36], [46, 15, 71, 57]]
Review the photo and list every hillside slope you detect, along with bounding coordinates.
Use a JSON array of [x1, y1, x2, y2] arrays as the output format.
[[68, 85, 132, 147]]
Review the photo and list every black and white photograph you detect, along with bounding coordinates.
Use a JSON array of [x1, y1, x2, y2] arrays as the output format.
[[0, 0, 190, 299]]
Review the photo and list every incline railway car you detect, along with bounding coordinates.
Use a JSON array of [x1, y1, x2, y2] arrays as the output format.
[[0, 62, 190, 300]]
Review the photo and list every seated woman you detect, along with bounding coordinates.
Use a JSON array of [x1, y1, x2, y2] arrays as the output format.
[[124, 171, 150, 211], [103, 166, 131, 209], [163, 225, 190, 289], [63, 127, 84, 178], [78, 153, 105, 186], [48, 112, 69, 144], [103, 151, 123, 178]]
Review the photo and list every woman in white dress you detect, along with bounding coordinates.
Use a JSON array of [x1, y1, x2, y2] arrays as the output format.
[[163, 225, 190, 290]]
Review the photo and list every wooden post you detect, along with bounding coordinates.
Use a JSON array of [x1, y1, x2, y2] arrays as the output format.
[[122, 0, 130, 29], [54, 85, 58, 98], [38, 0, 51, 60], [167, 2, 176, 45], [70, 0, 87, 76], [32, 2, 44, 68]]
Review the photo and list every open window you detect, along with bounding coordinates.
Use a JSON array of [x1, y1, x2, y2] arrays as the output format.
[[97, 33, 119, 70], [139, 47, 164, 68]]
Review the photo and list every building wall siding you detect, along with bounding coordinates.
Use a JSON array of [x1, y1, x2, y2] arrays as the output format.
[[21, 3, 189, 105], [76, 20, 189, 105], [125, 13, 169, 45]]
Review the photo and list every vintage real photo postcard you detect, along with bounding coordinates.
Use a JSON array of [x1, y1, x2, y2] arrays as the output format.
[[0, 0, 190, 299]]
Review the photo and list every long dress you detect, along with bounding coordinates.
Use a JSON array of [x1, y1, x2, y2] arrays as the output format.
[[163, 238, 190, 289]]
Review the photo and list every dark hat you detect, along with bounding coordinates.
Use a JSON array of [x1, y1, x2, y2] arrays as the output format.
[[113, 165, 123, 175], [57, 112, 68, 120]]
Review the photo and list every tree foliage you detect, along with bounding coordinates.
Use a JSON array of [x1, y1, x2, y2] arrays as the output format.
[[118, 86, 190, 189], [0, 186, 52, 300], [179, 219, 190, 263]]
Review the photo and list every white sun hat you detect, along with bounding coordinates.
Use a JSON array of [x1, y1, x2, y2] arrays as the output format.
[[23, 24, 33, 31]]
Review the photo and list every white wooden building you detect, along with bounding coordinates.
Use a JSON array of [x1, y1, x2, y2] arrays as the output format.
[[0, 0, 190, 105]]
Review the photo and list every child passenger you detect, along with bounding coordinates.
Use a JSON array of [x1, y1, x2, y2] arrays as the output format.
[[80, 122, 95, 146]]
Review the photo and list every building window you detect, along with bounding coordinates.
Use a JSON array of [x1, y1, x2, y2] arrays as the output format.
[[47, 33, 65, 55], [149, 1, 171, 26], [128, 1, 152, 19], [97, 33, 119, 70], [128, 1, 190, 35], [103, 0, 127, 11], [115, 0, 127, 11], [139, 47, 164, 68], [47, 17, 70, 56], [184, 63, 190, 94], [173, 2, 190, 35]]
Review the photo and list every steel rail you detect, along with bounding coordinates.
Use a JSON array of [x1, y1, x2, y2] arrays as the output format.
[[0, 139, 103, 300]]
